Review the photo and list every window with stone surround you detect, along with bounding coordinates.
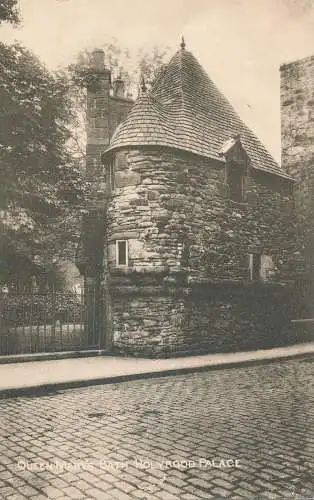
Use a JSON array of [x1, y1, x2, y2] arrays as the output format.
[[116, 240, 128, 266]]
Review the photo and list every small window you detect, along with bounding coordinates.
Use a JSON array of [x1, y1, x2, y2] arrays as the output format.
[[227, 162, 245, 203], [104, 156, 115, 191], [249, 253, 274, 281], [89, 117, 96, 128], [249, 253, 261, 280], [116, 240, 128, 266], [109, 157, 115, 190], [180, 241, 190, 268]]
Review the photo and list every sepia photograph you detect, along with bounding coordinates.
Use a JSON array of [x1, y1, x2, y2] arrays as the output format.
[[0, 0, 313, 498]]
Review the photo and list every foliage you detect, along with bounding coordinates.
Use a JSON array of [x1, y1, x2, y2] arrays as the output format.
[[0, 35, 169, 281], [0, 291, 83, 326], [0, 0, 20, 25], [68, 38, 170, 97], [65, 39, 170, 169], [0, 42, 88, 269]]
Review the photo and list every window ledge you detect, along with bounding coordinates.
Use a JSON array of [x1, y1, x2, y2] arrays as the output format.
[[229, 200, 248, 207]]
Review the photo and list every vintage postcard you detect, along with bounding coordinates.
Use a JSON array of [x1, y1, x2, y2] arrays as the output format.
[[0, 1, 313, 499]]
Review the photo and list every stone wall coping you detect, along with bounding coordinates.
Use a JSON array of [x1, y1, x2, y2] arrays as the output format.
[[109, 266, 172, 276], [187, 277, 291, 288], [107, 271, 293, 292], [107, 267, 294, 287], [109, 281, 293, 297]]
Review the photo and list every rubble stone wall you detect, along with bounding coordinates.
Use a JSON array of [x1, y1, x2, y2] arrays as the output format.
[[107, 147, 296, 280], [104, 146, 298, 354], [110, 284, 306, 357], [280, 55, 314, 277]]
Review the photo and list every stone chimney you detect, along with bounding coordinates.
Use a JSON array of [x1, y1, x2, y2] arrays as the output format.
[[86, 48, 111, 194], [91, 49, 105, 71], [112, 75, 125, 98]]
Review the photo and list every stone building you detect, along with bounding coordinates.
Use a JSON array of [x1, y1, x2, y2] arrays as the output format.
[[280, 54, 314, 317], [79, 41, 308, 357], [85, 49, 133, 197], [77, 49, 133, 305]]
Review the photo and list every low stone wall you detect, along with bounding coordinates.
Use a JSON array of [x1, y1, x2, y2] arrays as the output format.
[[111, 292, 185, 356], [110, 282, 310, 357]]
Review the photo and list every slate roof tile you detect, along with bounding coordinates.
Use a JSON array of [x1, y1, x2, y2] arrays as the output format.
[[105, 46, 292, 180]]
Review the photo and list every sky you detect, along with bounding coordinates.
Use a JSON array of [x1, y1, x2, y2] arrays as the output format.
[[1, 0, 314, 162]]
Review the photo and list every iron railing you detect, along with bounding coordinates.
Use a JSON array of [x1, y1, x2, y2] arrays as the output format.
[[0, 289, 103, 355]]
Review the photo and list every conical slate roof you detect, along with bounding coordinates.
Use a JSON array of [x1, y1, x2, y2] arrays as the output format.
[[106, 44, 291, 180], [109, 90, 174, 148]]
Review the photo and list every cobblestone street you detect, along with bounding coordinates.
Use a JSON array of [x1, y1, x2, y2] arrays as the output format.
[[0, 357, 313, 499]]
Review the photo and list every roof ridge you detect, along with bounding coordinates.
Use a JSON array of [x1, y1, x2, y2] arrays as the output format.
[[179, 49, 185, 112]]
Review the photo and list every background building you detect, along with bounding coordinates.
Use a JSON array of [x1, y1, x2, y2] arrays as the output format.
[[281, 55, 314, 271]]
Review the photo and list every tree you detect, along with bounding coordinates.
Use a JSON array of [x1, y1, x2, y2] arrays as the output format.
[[0, 0, 20, 25], [68, 38, 170, 96], [0, 2, 87, 289], [0, 42, 86, 278], [65, 39, 170, 162], [0, 35, 169, 289]]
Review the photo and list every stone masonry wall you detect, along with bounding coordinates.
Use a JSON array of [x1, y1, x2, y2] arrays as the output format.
[[107, 147, 296, 280], [104, 146, 298, 354], [86, 78, 133, 191], [111, 292, 185, 356], [281, 55, 314, 177], [280, 55, 314, 276], [111, 284, 308, 357]]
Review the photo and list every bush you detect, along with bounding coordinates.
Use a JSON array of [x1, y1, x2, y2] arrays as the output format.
[[0, 291, 83, 326]]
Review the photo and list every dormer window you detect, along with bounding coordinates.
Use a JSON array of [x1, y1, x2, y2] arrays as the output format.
[[219, 135, 249, 204]]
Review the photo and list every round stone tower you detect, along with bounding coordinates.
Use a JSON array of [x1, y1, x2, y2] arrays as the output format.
[[100, 40, 296, 356]]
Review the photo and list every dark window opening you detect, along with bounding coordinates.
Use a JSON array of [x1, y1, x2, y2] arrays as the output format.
[[116, 240, 128, 266], [109, 158, 115, 190], [251, 253, 261, 280], [104, 155, 115, 191], [227, 162, 245, 202]]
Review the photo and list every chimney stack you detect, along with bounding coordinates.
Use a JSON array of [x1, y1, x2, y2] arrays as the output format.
[[91, 49, 105, 71], [113, 75, 125, 98], [86, 48, 111, 188]]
